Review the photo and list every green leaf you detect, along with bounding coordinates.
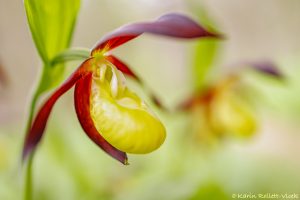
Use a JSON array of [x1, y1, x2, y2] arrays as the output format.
[[188, 3, 222, 91], [193, 39, 219, 90], [24, 0, 81, 94], [37, 64, 65, 94], [24, 0, 80, 64]]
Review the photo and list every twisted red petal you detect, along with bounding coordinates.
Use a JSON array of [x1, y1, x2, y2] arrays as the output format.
[[92, 13, 222, 53], [22, 59, 92, 161], [74, 73, 128, 164], [105, 55, 141, 82]]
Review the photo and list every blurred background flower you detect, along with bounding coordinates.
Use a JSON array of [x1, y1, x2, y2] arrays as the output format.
[[1, 0, 300, 199]]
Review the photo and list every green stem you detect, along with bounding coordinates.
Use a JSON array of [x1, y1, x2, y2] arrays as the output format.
[[25, 90, 40, 135], [24, 153, 34, 200], [23, 95, 39, 200], [23, 68, 45, 200]]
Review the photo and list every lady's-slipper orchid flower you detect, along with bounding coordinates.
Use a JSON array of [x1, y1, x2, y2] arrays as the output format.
[[178, 61, 282, 143], [22, 13, 221, 164]]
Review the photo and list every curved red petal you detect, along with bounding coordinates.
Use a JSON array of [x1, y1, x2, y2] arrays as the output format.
[[92, 13, 222, 53], [74, 73, 128, 165], [22, 59, 92, 161], [105, 55, 141, 82]]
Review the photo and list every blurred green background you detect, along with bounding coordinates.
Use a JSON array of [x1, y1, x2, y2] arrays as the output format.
[[1, 0, 300, 199]]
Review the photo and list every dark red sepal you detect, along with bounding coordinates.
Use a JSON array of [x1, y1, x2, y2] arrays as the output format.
[[105, 55, 141, 82], [74, 73, 128, 165], [247, 60, 284, 79], [0, 62, 9, 87], [149, 94, 172, 112], [177, 95, 201, 111], [92, 13, 222, 53], [22, 59, 92, 161], [177, 89, 215, 111]]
